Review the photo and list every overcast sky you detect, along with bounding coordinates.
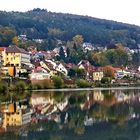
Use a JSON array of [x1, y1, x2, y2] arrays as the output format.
[[0, 0, 140, 26]]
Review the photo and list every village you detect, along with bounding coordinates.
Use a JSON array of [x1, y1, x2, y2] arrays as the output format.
[[0, 35, 140, 89], [0, 35, 140, 135]]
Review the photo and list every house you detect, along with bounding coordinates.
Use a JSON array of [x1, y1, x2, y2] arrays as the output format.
[[78, 60, 95, 80], [93, 71, 104, 81], [40, 61, 58, 77], [115, 70, 130, 79], [44, 60, 68, 76], [82, 42, 94, 52], [0, 46, 31, 74], [56, 63, 68, 76], [29, 72, 50, 81]]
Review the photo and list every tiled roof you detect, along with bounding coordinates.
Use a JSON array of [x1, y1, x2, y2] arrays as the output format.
[[0, 47, 5, 51], [5, 46, 29, 54]]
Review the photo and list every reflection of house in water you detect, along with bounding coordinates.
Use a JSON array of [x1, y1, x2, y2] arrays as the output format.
[[80, 91, 105, 110], [84, 116, 94, 126], [115, 91, 130, 102], [31, 95, 54, 106], [93, 90, 104, 102], [80, 93, 95, 110], [31, 93, 68, 116], [1, 102, 32, 130]]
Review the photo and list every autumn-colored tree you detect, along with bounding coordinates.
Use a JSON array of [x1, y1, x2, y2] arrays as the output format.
[[12, 36, 19, 46], [92, 52, 109, 66], [72, 35, 84, 47], [103, 66, 115, 78], [115, 43, 128, 66]]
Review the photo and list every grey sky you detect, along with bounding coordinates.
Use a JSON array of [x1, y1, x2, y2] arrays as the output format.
[[0, 0, 140, 26]]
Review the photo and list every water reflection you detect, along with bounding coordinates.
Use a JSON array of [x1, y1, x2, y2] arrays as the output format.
[[0, 88, 140, 139]]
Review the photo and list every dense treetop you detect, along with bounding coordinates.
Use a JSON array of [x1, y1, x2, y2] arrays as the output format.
[[0, 9, 140, 48]]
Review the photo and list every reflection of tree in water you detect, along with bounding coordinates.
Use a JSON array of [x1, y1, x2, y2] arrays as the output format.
[[106, 102, 130, 125], [53, 91, 65, 103], [66, 108, 86, 135], [0, 90, 31, 102], [89, 103, 108, 120], [69, 94, 86, 107], [1, 89, 140, 140]]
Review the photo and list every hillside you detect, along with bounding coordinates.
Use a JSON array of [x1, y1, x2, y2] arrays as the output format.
[[0, 8, 140, 48]]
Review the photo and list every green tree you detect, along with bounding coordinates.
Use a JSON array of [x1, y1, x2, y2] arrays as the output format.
[[76, 68, 86, 79], [92, 52, 109, 66], [76, 79, 91, 88], [68, 68, 76, 78], [59, 46, 65, 60], [52, 76, 64, 88]]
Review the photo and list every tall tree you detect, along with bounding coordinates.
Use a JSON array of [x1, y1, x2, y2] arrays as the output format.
[[59, 46, 65, 60], [72, 35, 84, 47]]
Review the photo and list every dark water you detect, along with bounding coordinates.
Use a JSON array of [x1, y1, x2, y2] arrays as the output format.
[[1, 87, 140, 140]]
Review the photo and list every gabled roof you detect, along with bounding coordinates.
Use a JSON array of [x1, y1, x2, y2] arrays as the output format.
[[5, 46, 29, 54]]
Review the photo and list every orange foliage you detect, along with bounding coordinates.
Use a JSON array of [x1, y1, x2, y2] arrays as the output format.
[[103, 66, 115, 78]]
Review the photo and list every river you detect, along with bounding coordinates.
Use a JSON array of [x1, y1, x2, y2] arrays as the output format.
[[0, 87, 140, 140]]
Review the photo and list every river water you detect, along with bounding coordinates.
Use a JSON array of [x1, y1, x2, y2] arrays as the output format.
[[1, 87, 140, 140]]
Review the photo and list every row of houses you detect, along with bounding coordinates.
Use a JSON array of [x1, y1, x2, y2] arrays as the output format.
[[0, 45, 139, 82]]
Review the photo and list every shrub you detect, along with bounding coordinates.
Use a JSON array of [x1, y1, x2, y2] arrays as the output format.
[[76, 79, 91, 88], [15, 81, 27, 91], [0, 83, 8, 94], [101, 77, 111, 84], [52, 76, 64, 88]]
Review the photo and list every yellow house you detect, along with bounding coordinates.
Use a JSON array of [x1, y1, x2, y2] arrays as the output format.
[[0, 46, 30, 75], [93, 71, 104, 81], [0, 46, 30, 67]]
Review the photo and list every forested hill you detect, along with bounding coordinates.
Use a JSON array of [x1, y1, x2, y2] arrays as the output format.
[[0, 8, 140, 48]]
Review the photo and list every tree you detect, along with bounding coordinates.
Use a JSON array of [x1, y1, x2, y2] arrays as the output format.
[[105, 49, 117, 65], [92, 52, 109, 66], [52, 76, 64, 88], [103, 66, 115, 78], [115, 43, 128, 66], [72, 35, 84, 47], [132, 52, 140, 65], [12, 36, 19, 46], [76, 79, 91, 88], [101, 77, 111, 84], [76, 68, 86, 79], [0, 27, 17, 46], [59, 46, 65, 60], [48, 28, 64, 39], [68, 68, 76, 78]]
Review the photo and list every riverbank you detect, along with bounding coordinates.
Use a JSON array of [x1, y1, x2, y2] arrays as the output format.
[[0, 77, 140, 94]]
